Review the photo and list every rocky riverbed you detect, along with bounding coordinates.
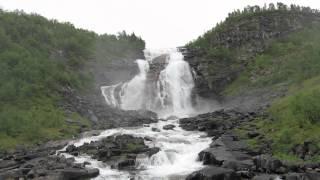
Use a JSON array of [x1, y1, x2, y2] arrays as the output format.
[[0, 108, 158, 180], [180, 109, 320, 180], [1, 108, 320, 180]]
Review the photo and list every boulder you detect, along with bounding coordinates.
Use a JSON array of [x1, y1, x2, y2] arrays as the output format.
[[284, 172, 320, 180], [253, 155, 285, 173], [57, 168, 99, 179], [166, 115, 179, 120], [163, 124, 176, 130], [71, 135, 160, 171], [152, 127, 161, 132], [186, 166, 240, 180], [252, 174, 279, 180]]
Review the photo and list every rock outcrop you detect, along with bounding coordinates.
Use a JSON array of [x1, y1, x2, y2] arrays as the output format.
[[181, 109, 320, 180], [182, 11, 320, 98], [65, 135, 160, 170], [0, 140, 99, 180]]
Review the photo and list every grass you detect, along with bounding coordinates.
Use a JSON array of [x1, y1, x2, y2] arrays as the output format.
[[0, 10, 145, 151], [224, 24, 320, 96], [236, 77, 320, 162]]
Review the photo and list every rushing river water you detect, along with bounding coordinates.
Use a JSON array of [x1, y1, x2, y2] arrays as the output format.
[[62, 48, 212, 180]]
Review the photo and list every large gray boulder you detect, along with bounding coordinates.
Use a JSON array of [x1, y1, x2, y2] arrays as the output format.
[[186, 166, 240, 180]]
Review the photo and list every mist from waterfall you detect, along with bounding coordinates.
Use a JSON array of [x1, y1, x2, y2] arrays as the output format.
[[101, 48, 195, 118], [62, 48, 213, 180]]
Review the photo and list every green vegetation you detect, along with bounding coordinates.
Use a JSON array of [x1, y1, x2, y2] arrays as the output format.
[[237, 80, 320, 162], [187, 3, 320, 51], [187, 3, 320, 162], [266, 77, 320, 161], [231, 27, 320, 161], [225, 24, 320, 95], [0, 10, 145, 150]]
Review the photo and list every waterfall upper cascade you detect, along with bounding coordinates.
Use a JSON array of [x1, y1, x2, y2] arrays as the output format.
[[62, 48, 211, 180], [101, 48, 195, 118]]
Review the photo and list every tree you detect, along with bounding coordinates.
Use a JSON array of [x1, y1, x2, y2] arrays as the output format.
[[269, 3, 275, 11]]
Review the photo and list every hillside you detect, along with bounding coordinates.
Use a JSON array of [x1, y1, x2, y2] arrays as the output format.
[[184, 3, 320, 162], [0, 9, 147, 150]]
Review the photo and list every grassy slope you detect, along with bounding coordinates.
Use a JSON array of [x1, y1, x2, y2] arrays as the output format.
[[0, 10, 145, 150], [187, 5, 320, 162], [228, 25, 320, 162]]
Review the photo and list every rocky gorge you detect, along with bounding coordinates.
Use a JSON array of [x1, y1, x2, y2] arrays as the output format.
[[1, 3, 320, 180]]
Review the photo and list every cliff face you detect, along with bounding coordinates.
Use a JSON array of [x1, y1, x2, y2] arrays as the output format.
[[183, 10, 320, 98], [67, 34, 153, 130]]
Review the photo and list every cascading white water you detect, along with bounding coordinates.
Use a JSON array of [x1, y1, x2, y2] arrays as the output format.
[[155, 51, 194, 117], [101, 59, 149, 110], [101, 48, 195, 117], [62, 48, 211, 180]]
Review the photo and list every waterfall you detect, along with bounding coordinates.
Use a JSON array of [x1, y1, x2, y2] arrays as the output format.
[[63, 48, 211, 180], [101, 48, 195, 118]]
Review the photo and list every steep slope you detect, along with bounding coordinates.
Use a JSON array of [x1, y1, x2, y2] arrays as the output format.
[[184, 3, 320, 162], [0, 9, 149, 150], [184, 3, 320, 99]]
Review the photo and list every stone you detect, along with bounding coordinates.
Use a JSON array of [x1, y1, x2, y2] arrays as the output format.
[[163, 124, 176, 130], [152, 127, 161, 132], [252, 174, 279, 180], [253, 155, 284, 173], [186, 166, 240, 180], [57, 168, 99, 179], [248, 131, 260, 138]]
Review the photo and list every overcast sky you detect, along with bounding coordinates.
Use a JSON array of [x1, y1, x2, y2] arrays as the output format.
[[0, 0, 319, 48]]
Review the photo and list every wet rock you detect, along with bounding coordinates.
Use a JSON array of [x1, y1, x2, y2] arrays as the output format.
[[179, 110, 248, 134], [65, 145, 76, 153], [222, 160, 253, 171], [166, 115, 179, 120], [148, 147, 160, 157], [198, 135, 254, 170], [236, 170, 255, 179], [152, 127, 161, 132], [56, 168, 99, 179], [71, 135, 160, 171], [144, 136, 153, 141], [248, 131, 260, 138], [253, 155, 285, 173], [163, 124, 176, 130], [252, 174, 279, 180], [0, 160, 19, 169], [112, 159, 135, 170], [291, 141, 319, 160], [284, 172, 320, 180], [0, 154, 98, 180], [186, 166, 240, 180]]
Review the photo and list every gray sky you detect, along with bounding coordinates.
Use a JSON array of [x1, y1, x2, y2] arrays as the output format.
[[0, 0, 319, 48]]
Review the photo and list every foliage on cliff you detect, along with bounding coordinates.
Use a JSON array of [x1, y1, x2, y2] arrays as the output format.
[[185, 3, 320, 95], [187, 3, 320, 50], [186, 3, 320, 162], [0, 9, 145, 150]]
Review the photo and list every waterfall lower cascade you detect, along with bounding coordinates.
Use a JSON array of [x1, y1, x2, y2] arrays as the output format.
[[101, 48, 195, 118], [62, 48, 212, 180]]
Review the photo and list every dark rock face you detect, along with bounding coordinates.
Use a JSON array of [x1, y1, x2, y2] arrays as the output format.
[[182, 109, 320, 180], [65, 134, 160, 170], [61, 86, 158, 130], [291, 141, 319, 160], [186, 166, 241, 180], [199, 134, 254, 171], [284, 172, 320, 180], [182, 11, 320, 98], [179, 109, 256, 134], [0, 140, 99, 180], [252, 174, 279, 180], [253, 155, 286, 173], [163, 124, 176, 130]]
